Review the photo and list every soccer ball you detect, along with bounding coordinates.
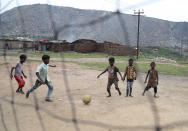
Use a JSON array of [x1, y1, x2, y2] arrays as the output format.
[[82, 95, 91, 105]]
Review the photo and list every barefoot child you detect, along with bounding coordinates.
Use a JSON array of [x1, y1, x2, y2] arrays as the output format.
[[97, 57, 123, 97], [10, 54, 27, 94], [26, 55, 56, 101], [123, 58, 137, 97], [142, 62, 159, 98]]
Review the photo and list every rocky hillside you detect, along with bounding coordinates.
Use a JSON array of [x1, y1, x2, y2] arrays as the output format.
[[0, 4, 188, 47]]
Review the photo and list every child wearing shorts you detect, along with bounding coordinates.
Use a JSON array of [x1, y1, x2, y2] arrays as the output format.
[[97, 57, 123, 97], [11, 54, 27, 94]]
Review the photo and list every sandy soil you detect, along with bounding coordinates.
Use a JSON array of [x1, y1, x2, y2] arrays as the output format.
[[0, 56, 188, 131]]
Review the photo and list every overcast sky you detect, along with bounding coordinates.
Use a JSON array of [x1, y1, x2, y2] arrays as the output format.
[[0, 0, 188, 22]]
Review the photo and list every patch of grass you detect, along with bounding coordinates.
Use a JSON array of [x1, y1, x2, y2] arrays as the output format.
[[26, 59, 63, 63], [140, 46, 182, 60], [0, 62, 9, 65], [0, 53, 18, 57], [1, 46, 186, 62], [136, 63, 188, 76], [0, 52, 108, 58], [71, 61, 188, 77], [0, 51, 131, 60], [1, 48, 188, 76], [26, 59, 43, 62], [71, 61, 109, 70]]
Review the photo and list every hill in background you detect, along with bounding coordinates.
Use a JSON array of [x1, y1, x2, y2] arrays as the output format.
[[0, 4, 188, 47]]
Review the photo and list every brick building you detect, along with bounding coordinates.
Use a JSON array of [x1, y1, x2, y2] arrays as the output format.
[[71, 39, 137, 56], [38, 40, 70, 52]]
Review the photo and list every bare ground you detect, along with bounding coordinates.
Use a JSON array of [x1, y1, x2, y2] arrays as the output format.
[[0, 56, 188, 131]]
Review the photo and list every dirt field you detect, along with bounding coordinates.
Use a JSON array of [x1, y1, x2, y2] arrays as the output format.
[[0, 56, 188, 131]]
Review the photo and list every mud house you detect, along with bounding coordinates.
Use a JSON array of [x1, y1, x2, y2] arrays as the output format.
[[71, 39, 137, 56], [38, 40, 70, 52], [0, 37, 34, 50], [71, 39, 97, 53], [96, 41, 137, 56], [0, 37, 137, 56]]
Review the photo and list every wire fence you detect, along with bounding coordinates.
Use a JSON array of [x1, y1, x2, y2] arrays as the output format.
[[0, 0, 188, 131]]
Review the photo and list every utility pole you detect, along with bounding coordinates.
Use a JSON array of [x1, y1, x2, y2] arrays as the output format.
[[0, 0, 1, 35], [181, 40, 183, 57], [180, 40, 188, 57], [134, 9, 144, 60], [0, 0, 3, 39]]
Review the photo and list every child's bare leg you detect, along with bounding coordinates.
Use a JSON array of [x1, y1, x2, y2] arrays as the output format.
[[19, 80, 25, 94], [20, 88, 25, 94], [142, 86, 151, 96], [16, 87, 20, 93], [115, 87, 121, 96], [142, 87, 147, 96], [114, 82, 121, 96], [118, 88, 121, 96], [142, 89, 146, 96], [106, 81, 112, 97], [107, 88, 111, 97], [154, 87, 158, 98]]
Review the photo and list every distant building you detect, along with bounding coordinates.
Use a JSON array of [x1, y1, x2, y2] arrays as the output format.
[[0, 37, 34, 50], [71, 39, 137, 56], [0, 37, 137, 56], [38, 40, 70, 52]]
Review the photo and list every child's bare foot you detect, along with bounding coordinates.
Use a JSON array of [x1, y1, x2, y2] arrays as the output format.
[[154, 95, 159, 98], [26, 92, 30, 98], [20, 91, 25, 94], [106, 95, 111, 97], [129, 95, 133, 97], [45, 98, 53, 102], [16, 87, 21, 93]]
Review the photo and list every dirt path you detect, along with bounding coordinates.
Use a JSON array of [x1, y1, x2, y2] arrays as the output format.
[[0, 56, 188, 131]]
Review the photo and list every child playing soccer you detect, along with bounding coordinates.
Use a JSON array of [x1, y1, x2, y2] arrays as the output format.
[[26, 55, 56, 102], [10, 54, 27, 94], [97, 57, 123, 97], [142, 62, 159, 98], [123, 58, 137, 97]]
